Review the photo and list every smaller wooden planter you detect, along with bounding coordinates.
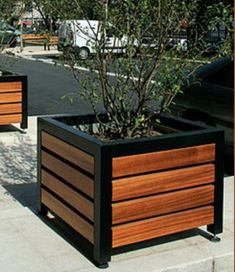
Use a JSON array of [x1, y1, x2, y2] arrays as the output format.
[[38, 114, 224, 268], [0, 71, 28, 129]]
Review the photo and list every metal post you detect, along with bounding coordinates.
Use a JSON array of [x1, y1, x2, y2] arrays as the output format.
[[20, 19, 23, 52]]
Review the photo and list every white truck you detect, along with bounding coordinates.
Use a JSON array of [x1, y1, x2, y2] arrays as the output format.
[[58, 20, 128, 60]]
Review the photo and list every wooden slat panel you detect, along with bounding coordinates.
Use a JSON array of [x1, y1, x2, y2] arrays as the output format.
[[0, 82, 22, 92], [112, 144, 215, 178], [41, 189, 94, 244], [41, 151, 94, 198], [41, 131, 94, 175], [112, 185, 214, 225], [41, 170, 94, 221], [0, 114, 22, 125], [0, 92, 22, 103], [22, 34, 48, 39], [112, 164, 215, 201], [0, 103, 22, 114], [112, 206, 214, 248]]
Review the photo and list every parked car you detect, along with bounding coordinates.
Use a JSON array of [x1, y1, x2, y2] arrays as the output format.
[[58, 20, 129, 60], [172, 56, 234, 173], [0, 22, 21, 47]]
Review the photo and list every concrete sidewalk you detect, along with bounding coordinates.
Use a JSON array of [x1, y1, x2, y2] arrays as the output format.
[[3, 45, 61, 57], [0, 117, 233, 272]]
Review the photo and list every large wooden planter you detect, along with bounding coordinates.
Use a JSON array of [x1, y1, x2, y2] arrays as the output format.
[[37, 114, 224, 267], [0, 71, 27, 129]]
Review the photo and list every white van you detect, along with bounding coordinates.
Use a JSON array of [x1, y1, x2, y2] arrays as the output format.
[[58, 20, 128, 60]]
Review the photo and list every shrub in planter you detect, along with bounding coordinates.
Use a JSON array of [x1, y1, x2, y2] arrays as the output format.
[[0, 70, 27, 129], [37, 0, 232, 268]]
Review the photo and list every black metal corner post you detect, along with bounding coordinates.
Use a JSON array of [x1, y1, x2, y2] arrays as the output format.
[[21, 76, 28, 129], [37, 119, 48, 215], [207, 130, 225, 236], [93, 145, 112, 268]]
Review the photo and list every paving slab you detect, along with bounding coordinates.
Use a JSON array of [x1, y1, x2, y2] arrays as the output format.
[[3, 45, 60, 57], [0, 116, 233, 272]]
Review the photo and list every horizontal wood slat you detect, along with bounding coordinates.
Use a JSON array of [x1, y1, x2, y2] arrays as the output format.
[[41, 189, 94, 244], [41, 131, 94, 175], [0, 92, 22, 103], [112, 206, 214, 248], [112, 144, 215, 178], [22, 34, 49, 39], [0, 103, 22, 114], [0, 114, 22, 125], [112, 164, 215, 201], [41, 151, 94, 198], [112, 185, 214, 225], [0, 82, 22, 92], [41, 170, 94, 221]]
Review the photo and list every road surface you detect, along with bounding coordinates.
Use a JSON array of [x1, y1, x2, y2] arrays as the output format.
[[0, 55, 95, 116]]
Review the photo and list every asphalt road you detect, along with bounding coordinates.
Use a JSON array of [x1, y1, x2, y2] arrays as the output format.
[[0, 54, 233, 175], [0, 55, 95, 116]]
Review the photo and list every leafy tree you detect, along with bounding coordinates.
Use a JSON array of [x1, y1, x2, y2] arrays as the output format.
[[0, 0, 17, 20], [0, 1, 25, 52], [30, 0, 96, 32], [31, 1, 234, 139], [185, 0, 233, 52]]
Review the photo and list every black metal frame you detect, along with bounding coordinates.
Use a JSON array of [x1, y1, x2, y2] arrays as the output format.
[[0, 73, 28, 129], [37, 113, 224, 267]]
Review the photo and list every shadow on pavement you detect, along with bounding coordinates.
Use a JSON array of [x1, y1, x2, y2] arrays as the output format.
[[3, 183, 38, 211], [0, 132, 37, 211], [0, 124, 22, 133]]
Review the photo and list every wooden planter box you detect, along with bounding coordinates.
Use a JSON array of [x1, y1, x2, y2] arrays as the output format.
[[0, 71, 27, 129], [37, 114, 224, 268]]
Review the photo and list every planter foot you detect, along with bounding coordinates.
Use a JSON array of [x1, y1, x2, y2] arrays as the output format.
[[209, 235, 221, 242], [96, 263, 109, 269], [38, 205, 48, 216], [19, 128, 27, 134], [38, 210, 48, 216]]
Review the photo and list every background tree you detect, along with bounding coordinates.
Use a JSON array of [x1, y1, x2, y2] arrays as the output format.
[[185, 0, 233, 52], [0, 0, 17, 21], [24, 0, 234, 139], [0, 0, 26, 52], [30, 0, 96, 33]]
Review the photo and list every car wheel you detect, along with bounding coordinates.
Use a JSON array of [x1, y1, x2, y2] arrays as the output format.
[[79, 47, 90, 60]]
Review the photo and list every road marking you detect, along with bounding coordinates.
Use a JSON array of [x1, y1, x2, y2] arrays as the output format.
[[73, 64, 136, 79], [16, 54, 209, 84], [16, 54, 156, 83], [18, 55, 35, 61]]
